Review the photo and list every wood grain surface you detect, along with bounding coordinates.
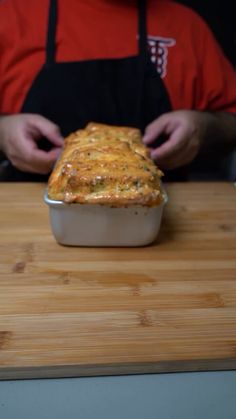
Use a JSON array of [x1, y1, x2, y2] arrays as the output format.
[[0, 182, 236, 380]]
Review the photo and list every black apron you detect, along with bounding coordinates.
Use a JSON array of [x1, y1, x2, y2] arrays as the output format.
[[5, 0, 185, 181]]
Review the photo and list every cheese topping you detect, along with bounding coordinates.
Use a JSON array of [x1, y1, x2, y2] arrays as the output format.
[[48, 123, 164, 206]]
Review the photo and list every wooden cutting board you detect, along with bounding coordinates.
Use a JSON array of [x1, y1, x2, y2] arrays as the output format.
[[0, 182, 236, 380]]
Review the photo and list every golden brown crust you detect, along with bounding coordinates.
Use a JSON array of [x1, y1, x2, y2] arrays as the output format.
[[48, 123, 164, 206]]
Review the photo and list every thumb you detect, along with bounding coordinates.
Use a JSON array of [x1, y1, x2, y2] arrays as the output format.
[[29, 114, 64, 147], [143, 114, 170, 145]]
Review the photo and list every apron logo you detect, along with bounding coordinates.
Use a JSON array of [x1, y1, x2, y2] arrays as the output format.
[[147, 36, 176, 78]]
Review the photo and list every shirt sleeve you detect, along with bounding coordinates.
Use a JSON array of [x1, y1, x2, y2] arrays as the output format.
[[195, 18, 236, 114]]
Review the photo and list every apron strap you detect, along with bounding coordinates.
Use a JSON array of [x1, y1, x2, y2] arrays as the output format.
[[138, 0, 148, 62], [136, 0, 149, 131], [45, 0, 147, 66], [46, 0, 57, 67]]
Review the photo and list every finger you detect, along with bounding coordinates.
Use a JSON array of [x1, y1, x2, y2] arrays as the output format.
[[14, 145, 61, 175], [11, 160, 43, 174], [29, 147, 62, 174], [143, 113, 171, 145], [153, 142, 198, 170], [150, 126, 188, 161], [28, 115, 64, 147]]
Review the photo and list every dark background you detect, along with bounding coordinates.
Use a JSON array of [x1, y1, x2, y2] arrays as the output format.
[[177, 1, 236, 67]]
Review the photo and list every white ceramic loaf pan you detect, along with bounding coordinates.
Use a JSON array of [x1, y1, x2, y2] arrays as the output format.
[[44, 190, 168, 247]]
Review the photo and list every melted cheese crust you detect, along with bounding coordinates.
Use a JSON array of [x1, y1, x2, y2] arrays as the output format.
[[48, 123, 164, 206]]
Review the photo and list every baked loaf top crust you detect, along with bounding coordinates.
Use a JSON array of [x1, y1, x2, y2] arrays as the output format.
[[47, 123, 164, 206]]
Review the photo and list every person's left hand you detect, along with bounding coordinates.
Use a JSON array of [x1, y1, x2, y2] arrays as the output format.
[[143, 110, 207, 169]]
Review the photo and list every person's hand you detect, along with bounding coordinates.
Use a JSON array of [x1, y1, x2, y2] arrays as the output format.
[[0, 114, 63, 174], [143, 110, 207, 170]]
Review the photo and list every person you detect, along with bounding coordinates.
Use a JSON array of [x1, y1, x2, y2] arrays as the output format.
[[0, 0, 236, 181]]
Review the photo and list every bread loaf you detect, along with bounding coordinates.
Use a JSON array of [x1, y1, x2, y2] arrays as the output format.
[[48, 123, 164, 206]]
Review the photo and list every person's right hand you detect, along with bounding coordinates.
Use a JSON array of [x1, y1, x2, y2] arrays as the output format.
[[0, 114, 64, 174]]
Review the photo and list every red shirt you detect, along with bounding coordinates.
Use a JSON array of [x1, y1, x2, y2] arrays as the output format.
[[1, 0, 236, 115]]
